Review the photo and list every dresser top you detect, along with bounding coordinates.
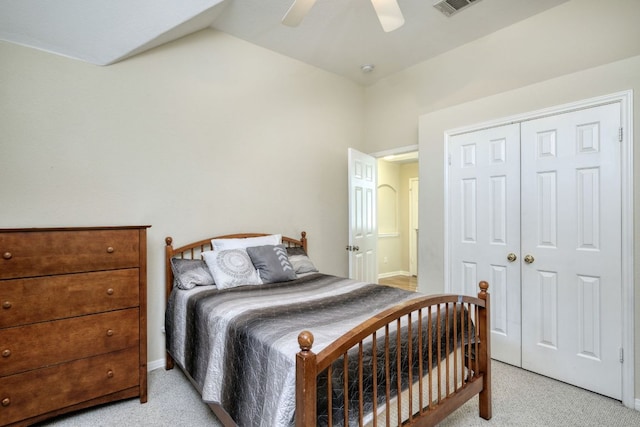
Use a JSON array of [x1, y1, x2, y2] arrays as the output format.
[[0, 225, 151, 233]]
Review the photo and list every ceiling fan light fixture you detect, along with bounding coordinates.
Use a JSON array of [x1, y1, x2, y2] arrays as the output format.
[[370, 0, 405, 32], [361, 64, 375, 73]]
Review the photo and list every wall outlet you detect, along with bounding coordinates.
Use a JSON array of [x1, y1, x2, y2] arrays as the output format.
[[383, 256, 388, 264]]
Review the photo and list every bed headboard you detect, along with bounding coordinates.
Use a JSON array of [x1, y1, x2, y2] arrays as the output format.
[[164, 232, 307, 302]]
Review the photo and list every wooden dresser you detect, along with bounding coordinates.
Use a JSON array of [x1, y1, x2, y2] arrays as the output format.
[[0, 226, 149, 426]]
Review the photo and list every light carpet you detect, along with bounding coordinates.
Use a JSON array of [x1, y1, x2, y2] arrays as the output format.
[[37, 361, 640, 426]]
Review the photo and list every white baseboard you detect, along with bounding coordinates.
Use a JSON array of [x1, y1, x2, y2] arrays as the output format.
[[378, 270, 412, 280], [635, 398, 640, 411], [148, 358, 165, 372]]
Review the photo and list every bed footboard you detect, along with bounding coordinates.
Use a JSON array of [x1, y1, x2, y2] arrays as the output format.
[[296, 281, 491, 426]]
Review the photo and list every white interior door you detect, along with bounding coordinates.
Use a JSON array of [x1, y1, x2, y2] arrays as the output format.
[[520, 103, 622, 399], [448, 123, 522, 366], [409, 178, 419, 276], [348, 148, 377, 282]]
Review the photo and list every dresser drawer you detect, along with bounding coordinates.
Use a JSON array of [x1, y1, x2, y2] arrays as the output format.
[[0, 229, 140, 279], [0, 346, 139, 426], [0, 269, 139, 328], [0, 308, 139, 377]]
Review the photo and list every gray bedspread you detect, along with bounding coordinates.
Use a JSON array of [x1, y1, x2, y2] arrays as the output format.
[[165, 273, 460, 427]]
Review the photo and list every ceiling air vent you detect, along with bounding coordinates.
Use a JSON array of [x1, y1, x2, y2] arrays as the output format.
[[433, 0, 482, 17]]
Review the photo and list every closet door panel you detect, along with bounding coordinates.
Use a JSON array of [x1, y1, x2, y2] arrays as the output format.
[[448, 123, 521, 366], [520, 103, 622, 400]]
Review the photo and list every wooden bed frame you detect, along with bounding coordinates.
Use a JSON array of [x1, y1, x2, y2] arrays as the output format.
[[165, 232, 491, 426]]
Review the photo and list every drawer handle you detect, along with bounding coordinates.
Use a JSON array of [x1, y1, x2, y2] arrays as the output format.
[[106, 288, 114, 296], [1, 397, 9, 407], [2, 301, 11, 309], [106, 329, 114, 337], [1, 349, 10, 358], [107, 370, 114, 378], [2, 252, 11, 260], [106, 247, 115, 254]]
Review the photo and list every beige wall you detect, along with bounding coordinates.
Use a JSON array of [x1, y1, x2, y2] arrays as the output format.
[[364, 0, 640, 154], [400, 162, 419, 273], [0, 29, 365, 367], [377, 159, 402, 275], [377, 160, 418, 277], [364, 0, 640, 405]]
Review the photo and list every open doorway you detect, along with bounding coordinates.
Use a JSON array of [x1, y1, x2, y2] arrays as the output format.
[[376, 150, 418, 292]]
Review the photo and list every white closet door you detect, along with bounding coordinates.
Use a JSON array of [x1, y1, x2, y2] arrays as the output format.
[[448, 123, 521, 366], [520, 103, 622, 399]]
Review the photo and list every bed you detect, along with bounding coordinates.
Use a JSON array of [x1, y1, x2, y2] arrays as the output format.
[[164, 231, 491, 426]]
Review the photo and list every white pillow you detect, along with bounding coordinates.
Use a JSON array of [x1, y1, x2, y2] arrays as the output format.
[[202, 248, 262, 290], [211, 234, 281, 251]]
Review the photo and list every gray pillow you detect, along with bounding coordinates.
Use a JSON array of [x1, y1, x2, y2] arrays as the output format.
[[170, 258, 215, 290], [285, 247, 319, 274], [247, 244, 297, 284]]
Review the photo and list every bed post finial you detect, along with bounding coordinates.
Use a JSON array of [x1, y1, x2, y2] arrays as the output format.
[[298, 330, 314, 352], [165, 236, 173, 246], [479, 280, 489, 295]]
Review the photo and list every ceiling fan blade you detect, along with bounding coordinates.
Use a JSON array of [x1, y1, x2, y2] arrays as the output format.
[[282, 0, 318, 27], [370, 0, 405, 32]]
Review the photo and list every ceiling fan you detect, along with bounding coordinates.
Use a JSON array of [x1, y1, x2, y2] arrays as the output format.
[[282, 0, 405, 33]]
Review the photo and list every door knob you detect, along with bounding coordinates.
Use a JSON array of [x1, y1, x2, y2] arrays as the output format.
[[507, 253, 517, 262], [524, 254, 535, 264]]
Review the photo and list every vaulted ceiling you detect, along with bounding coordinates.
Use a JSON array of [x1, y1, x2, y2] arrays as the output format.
[[0, 0, 569, 85]]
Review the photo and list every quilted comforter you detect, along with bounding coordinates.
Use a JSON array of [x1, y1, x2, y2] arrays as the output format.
[[165, 273, 465, 427]]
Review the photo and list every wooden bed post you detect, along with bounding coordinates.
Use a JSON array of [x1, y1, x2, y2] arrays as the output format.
[[477, 280, 492, 420], [300, 231, 308, 254], [165, 236, 175, 370], [296, 330, 317, 427]]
